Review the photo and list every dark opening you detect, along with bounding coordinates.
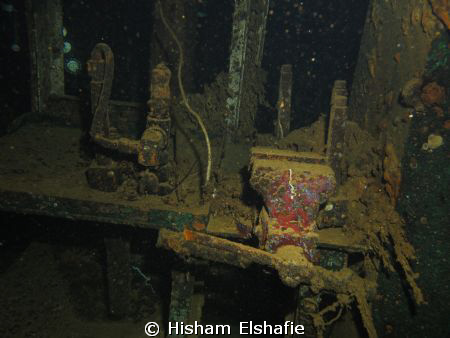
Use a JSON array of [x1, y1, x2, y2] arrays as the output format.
[[260, 0, 369, 132], [0, 0, 30, 134], [192, 0, 233, 89], [63, 0, 153, 102]]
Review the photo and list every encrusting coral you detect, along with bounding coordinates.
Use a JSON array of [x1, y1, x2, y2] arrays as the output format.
[[429, 0, 450, 30], [338, 122, 424, 305], [421, 81, 446, 105], [347, 183, 425, 305]]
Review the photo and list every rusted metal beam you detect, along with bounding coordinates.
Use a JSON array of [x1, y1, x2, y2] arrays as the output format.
[[44, 94, 146, 136], [158, 229, 377, 337], [251, 146, 327, 164], [157, 229, 375, 295], [0, 189, 204, 231]]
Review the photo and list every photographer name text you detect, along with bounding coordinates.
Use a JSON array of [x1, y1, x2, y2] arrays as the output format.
[[168, 321, 304, 335]]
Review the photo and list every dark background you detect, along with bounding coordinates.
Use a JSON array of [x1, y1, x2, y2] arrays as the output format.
[[1, 0, 368, 133]]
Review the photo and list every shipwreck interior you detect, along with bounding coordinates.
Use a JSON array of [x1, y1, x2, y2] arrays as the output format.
[[0, 0, 448, 337]]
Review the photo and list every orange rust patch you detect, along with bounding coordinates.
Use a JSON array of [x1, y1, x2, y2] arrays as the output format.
[[183, 229, 195, 241], [192, 222, 206, 231], [421, 82, 445, 105], [444, 119, 450, 129], [430, 0, 450, 30]]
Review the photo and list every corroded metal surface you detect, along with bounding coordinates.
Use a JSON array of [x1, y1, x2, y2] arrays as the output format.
[[87, 43, 115, 138], [157, 229, 374, 293], [168, 270, 195, 338], [326, 80, 348, 185], [251, 147, 327, 164], [226, 0, 269, 130], [87, 55, 173, 194], [141, 63, 172, 167], [25, 0, 64, 113], [250, 147, 336, 259], [276, 64, 293, 139], [226, 0, 251, 129], [158, 229, 378, 337], [0, 189, 201, 231]]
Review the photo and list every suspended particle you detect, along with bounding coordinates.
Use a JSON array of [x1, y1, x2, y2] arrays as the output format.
[[62, 26, 68, 37], [1, 2, 14, 12], [65, 58, 81, 74], [10, 43, 20, 52], [63, 41, 72, 54]]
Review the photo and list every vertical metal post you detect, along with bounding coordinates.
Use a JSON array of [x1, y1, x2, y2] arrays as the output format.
[[168, 270, 195, 338], [255, 0, 270, 66], [226, 0, 270, 131], [87, 43, 114, 138], [226, 0, 251, 130], [326, 80, 348, 185], [25, 0, 64, 112], [104, 238, 131, 318], [47, 0, 64, 96], [276, 64, 293, 139], [25, 0, 40, 112]]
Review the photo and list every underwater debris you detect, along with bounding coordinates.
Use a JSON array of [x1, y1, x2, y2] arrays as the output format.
[[421, 3, 438, 35], [402, 15, 410, 36], [383, 143, 401, 206], [343, 121, 382, 179], [273, 115, 327, 153], [344, 182, 425, 306], [429, 0, 450, 30], [158, 229, 379, 337], [400, 78, 423, 109], [421, 81, 446, 105], [338, 121, 425, 311], [189, 73, 229, 136], [411, 6, 422, 26]]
